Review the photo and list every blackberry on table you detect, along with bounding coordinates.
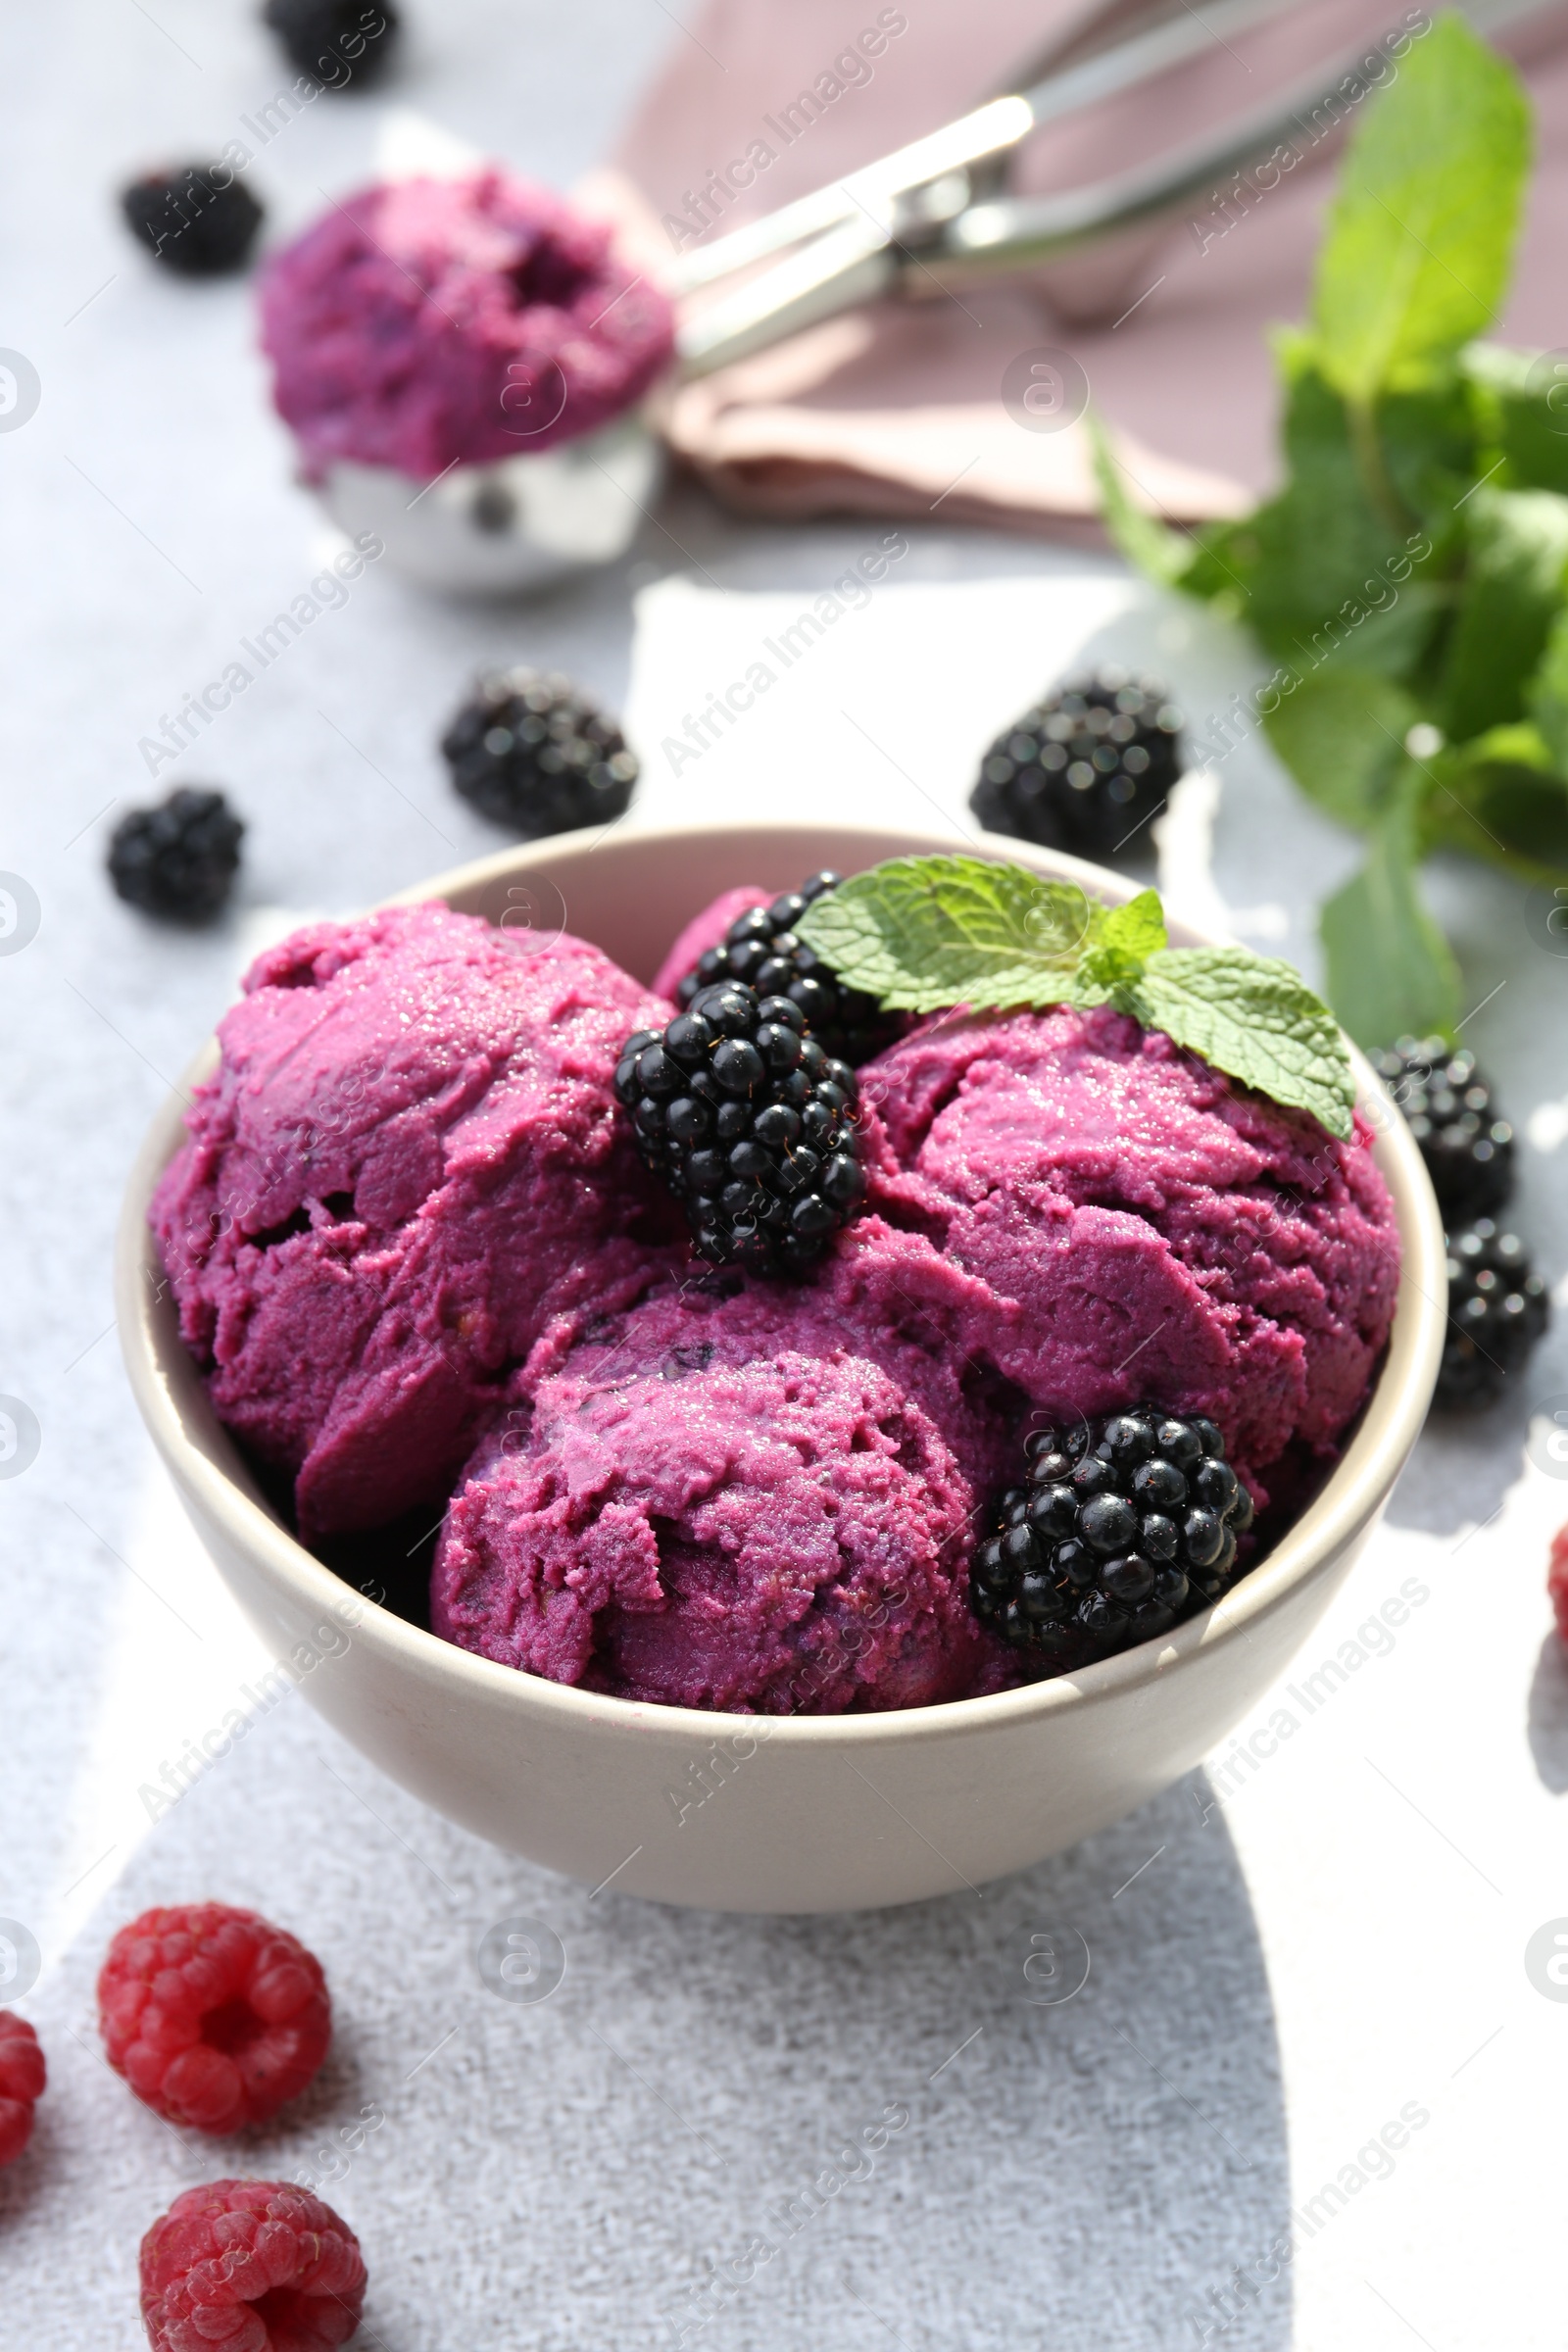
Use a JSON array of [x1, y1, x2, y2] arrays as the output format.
[[441, 668, 637, 840], [1370, 1035, 1514, 1223], [108, 788, 244, 922], [614, 982, 867, 1275], [675, 871, 903, 1067], [262, 0, 401, 83], [970, 671, 1183, 859], [970, 1407, 1254, 1672], [120, 167, 264, 276], [1436, 1219, 1549, 1410]]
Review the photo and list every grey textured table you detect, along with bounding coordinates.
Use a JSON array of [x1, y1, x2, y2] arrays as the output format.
[[3, 5, 1567, 2348]]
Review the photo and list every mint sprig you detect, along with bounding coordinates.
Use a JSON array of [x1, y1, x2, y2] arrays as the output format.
[[1096, 11, 1568, 1051], [791, 855, 1094, 1012], [1310, 11, 1528, 409], [797, 859, 1355, 1140]]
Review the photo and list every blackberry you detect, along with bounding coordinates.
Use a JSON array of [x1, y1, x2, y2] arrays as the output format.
[[970, 671, 1183, 858], [262, 0, 401, 84], [108, 788, 244, 921], [970, 1407, 1254, 1672], [1436, 1219, 1549, 1410], [441, 668, 637, 840], [674, 872, 902, 1067], [614, 983, 867, 1275], [1370, 1035, 1514, 1223], [120, 167, 264, 276]]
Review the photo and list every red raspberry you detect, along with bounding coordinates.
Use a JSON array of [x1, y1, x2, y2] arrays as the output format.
[[1550, 1524, 1568, 1644], [0, 2010, 45, 2167], [140, 2178, 367, 2352], [99, 1903, 330, 2133]]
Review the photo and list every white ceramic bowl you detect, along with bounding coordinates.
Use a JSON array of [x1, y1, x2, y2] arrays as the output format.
[[117, 822, 1446, 1914]]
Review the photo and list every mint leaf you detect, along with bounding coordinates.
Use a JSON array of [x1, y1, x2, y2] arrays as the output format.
[[1087, 15, 1542, 1072], [1098, 889, 1166, 961], [1312, 14, 1530, 404], [1441, 486, 1568, 740], [1527, 602, 1568, 769], [1176, 521, 1260, 621], [1090, 338, 1463, 647], [1379, 376, 1486, 535], [1224, 344, 1449, 664], [1311, 582, 1452, 680], [1462, 342, 1568, 498], [1087, 413, 1197, 591], [1127, 950, 1355, 1140], [1068, 888, 1168, 1007], [1263, 669, 1417, 831], [1423, 723, 1568, 880], [1320, 770, 1460, 1045], [795, 856, 1095, 1014], [801, 858, 1355, 1139]]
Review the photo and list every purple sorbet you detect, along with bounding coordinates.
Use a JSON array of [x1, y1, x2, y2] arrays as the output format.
[[835, 1003, 1401, 1504], [432, 1277, 1015, 1714], [151, 904, 682, 1537], [258, 171, 675, 480]]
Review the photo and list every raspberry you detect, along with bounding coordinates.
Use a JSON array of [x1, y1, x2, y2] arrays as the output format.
[[99, 1904, 330, 2134], [0, 2011, 45, 2168], [1550, 1525, 1568, 1647], [140, 2179, 367, 2352]]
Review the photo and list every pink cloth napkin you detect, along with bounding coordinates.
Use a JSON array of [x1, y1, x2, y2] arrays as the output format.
[[588, 0, 1568, 532]]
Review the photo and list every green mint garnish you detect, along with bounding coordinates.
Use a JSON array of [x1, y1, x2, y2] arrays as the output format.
[[1310, 12, 1528, 410], [1095, 11, 1568, 1053], [792, 855, 1095, 1014], [1123, 950, 1356, 1141], [1319, 769, 1461, 1047], [796, 858, 1355, 1141]]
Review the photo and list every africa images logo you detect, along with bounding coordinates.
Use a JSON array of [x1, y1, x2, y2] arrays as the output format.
[[1524, 1919, 1568, 2001]]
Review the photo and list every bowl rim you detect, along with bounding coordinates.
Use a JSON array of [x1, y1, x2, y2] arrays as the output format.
[[117, 817, 1447, 1751]]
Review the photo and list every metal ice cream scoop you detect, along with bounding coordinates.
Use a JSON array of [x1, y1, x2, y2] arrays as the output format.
[[324, 0, 1549, 595], [318, 404, 667, 598]]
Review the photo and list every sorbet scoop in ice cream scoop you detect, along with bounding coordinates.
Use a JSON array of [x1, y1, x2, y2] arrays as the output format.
[[259, 0, 1526, 595], [259, 168, 677, 595]]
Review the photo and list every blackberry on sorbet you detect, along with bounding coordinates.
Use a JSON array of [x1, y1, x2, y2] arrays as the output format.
[[614, 981, 867, 1275], [441, 667, 637, 839], [970, 671, 1183, 858], [970, 1407, 1254, 1672], [1370, 1035, 1515, 1223], [120, 166, 265, 276], [674, 871, 903, 1067], [108, 787, 244, 921], [1436, 1219, 1548, 1410]]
